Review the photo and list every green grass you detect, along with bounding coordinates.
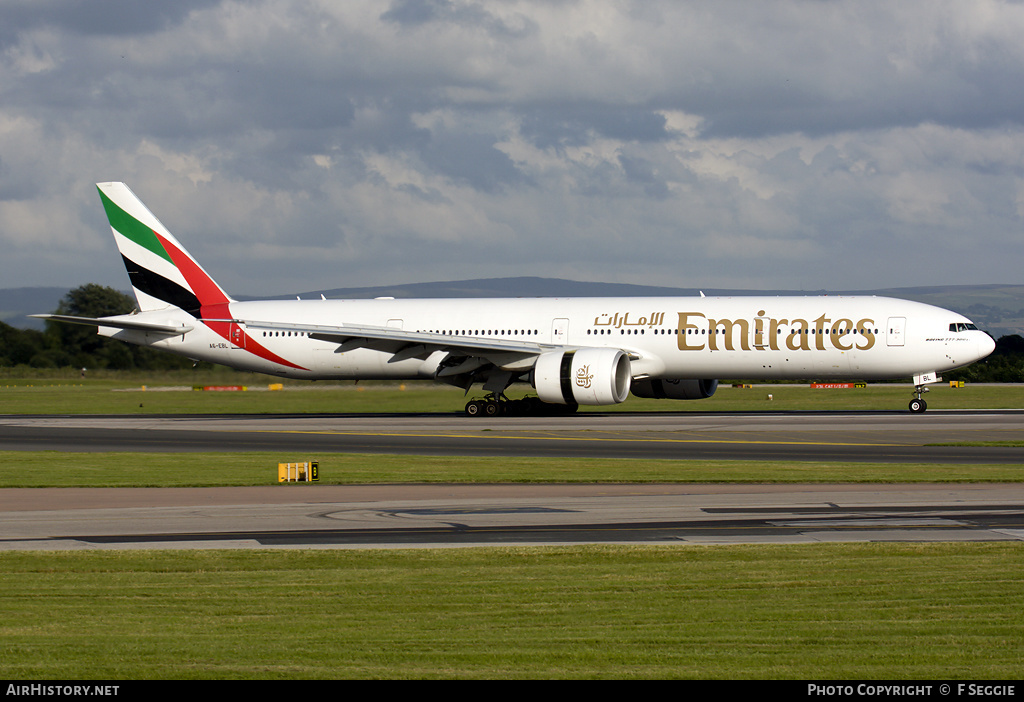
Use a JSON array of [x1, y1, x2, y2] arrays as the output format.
[[1, 370, 1022, 414], [1, 372, 1021, 487], [1, 544, 1021, 679], [3, 370, 1022, 680], [936, 441, 1024, 447], [1, 451, 1023, 487]]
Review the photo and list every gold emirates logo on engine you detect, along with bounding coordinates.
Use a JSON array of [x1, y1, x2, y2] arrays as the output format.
[[675, 311, 877, 352], [575, 364, 593, 388]]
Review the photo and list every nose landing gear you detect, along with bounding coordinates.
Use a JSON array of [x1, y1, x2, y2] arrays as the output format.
[[909, 372, 938, 413]]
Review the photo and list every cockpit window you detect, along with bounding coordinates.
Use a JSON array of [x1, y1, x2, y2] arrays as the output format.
[[949, 322, 978, 332]]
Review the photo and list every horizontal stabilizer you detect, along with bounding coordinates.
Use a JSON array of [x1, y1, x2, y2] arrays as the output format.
[[31, 314, 194, 335]]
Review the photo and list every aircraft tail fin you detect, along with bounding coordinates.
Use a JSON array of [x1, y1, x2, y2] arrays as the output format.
[[97, 182, 233, 315]]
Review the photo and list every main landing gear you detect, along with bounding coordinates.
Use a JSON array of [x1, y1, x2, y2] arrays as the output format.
[[464, 395, 503, 417], [464, 394, 578, 417]]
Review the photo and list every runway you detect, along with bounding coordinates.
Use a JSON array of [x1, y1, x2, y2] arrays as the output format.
[[1, 410, 1021, 550], [2, 409, 1024, 462]]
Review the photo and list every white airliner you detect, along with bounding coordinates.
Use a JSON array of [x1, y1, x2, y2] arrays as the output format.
[[35, 182, 995, 415]]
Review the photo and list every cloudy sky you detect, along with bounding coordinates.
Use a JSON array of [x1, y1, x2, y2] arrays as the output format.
[[2, 0, 1023, 298]]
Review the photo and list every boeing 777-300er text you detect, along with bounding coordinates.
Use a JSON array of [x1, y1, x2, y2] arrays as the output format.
[[35, 182, 995, 415]]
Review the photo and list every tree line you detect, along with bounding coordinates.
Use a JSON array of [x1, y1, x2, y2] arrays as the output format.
[[946, 334, 1024, 383], [0, 284, 197, 371], [2, 284, 1023, 380]]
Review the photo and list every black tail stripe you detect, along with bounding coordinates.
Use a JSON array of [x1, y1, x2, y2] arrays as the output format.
[[121, 254, 202, 316]]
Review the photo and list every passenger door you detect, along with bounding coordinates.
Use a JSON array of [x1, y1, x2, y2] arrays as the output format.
[[886, 317, 906, 347]]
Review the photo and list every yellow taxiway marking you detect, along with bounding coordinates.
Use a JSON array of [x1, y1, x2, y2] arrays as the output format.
[[234, 429, 908, 448]]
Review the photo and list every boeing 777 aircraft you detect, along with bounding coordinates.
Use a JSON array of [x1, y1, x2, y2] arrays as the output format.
[[35, 182, 995, 415]]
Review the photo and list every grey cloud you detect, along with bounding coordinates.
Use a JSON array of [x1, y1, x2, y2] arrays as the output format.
[[380, 0, 537, 38], [420, 131, 530, 192], [0, 0, 221, 44], [380, 0, 456, 27], [1, 1, 1022, 296], [520, 106, 670, 149]]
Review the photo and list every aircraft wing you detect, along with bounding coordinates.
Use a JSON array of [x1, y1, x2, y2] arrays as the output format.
[[235, 319, 555, 372], [30, 314, 194, 335]]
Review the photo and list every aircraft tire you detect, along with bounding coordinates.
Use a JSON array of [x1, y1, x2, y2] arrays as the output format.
[[909, 398, 927, 413], [465, 401, 483, 417]]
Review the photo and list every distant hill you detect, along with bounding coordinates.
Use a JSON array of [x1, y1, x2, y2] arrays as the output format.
[[7, 280, 1023, 338], [0, 287, 74, 331], [856, 284, 1024, 339]]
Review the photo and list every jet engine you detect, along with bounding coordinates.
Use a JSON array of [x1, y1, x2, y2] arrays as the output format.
[[532, 348, 632, 405], [630, 378, 718, 400]]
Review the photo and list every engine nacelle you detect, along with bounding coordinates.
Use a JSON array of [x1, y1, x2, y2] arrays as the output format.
[[631, 378, 718, 400], [533, 347, 632, 405]]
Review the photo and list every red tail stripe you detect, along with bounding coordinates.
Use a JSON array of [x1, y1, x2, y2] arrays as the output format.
[[154, 231, 307, 371], [154, 233, 230, 307]]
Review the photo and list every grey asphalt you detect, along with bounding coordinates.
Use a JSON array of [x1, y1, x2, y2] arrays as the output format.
[[1, 410, 1023, 463], [2, 483, 1022, 550], [1, 410, 1021, 549]]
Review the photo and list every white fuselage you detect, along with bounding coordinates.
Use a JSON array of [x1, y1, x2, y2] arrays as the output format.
[[105, 294, 995, 384]]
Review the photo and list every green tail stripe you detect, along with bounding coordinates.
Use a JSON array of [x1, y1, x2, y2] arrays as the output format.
[[97, 187, 174, 264]]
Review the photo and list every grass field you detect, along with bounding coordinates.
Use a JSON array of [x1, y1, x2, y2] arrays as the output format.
[[1, 451, 1022, 488], [1, 544, 1023, 679], [2, 369, 1023, 414], [1, 373, 1021, 487], [2, 370, 1022, 679]]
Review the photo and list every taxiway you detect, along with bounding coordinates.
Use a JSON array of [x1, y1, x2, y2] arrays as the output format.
[[2, 482, 1023, 550]]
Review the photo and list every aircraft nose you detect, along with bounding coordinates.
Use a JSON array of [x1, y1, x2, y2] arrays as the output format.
[[978, 333, 996, 360]]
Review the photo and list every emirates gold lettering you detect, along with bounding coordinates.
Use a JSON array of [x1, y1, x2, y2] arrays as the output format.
[[768, 317, 787, 351], [831, 318, 854, 351], [676, 312, 706, 351], [674, 311, 876, 352], [813, 314, 831, 351], [707, 317, 749, 351], [753, 311, 767, 349], [856, 318, 876, 350], [786, 319, 810, 351]]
